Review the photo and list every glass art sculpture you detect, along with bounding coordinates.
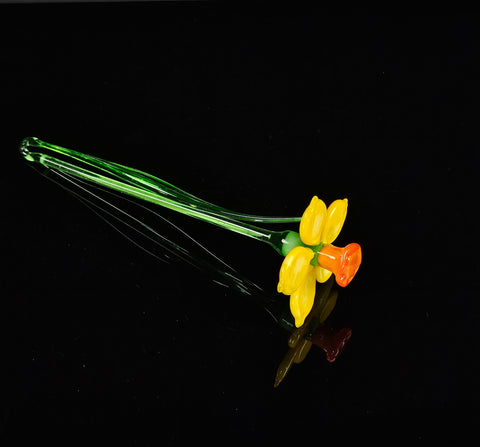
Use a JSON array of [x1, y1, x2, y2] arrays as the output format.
[[21, 137, 362, 384]]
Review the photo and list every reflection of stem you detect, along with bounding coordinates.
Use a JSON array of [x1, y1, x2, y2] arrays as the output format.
[[34, 165, 286, 324], [21, 137, 299, 254]]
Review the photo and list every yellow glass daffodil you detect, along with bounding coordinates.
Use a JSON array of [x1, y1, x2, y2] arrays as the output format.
[[277, 196, 361, 327]]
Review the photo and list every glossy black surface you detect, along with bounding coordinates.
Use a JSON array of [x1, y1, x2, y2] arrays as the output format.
[[2, 6, 477, 443]]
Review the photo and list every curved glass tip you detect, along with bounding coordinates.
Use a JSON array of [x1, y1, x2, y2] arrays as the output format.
[[20, 137, 36, 162]]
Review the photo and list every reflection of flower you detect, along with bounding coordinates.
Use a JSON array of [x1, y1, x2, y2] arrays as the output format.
[[274, 277, 352, 387], [277, 196, 361, 327], [274, 326, 352, 387]]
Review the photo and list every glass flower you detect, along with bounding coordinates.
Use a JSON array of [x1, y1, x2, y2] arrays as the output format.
[[277, 196, 361, 327], [21, 138, 362, 332]]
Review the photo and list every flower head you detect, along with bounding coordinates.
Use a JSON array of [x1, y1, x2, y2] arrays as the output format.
[[278, 196, 361, 327]]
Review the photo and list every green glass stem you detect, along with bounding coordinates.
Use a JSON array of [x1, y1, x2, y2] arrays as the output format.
[[21, 137, 300, 255], [21, 137, 301, 224]]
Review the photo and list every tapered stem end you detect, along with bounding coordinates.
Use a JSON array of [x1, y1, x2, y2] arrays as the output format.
[[20, 137, 39, 162]]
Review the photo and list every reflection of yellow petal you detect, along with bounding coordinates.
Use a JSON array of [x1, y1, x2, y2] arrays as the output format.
[[321, 199, 348, 244], [289, 271, 316, 327], [319, 289, 338, 323], [314, 265, 333, 283], [299, 196, 327, 246], [278, 246, 314, 295], [293, 339, 312, 364]]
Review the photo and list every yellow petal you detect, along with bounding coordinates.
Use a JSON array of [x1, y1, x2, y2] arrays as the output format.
[[277, 246, 314, 296], [299, 196, 327, 246], [321, 198, 348, 244], [314, 265, 333, 283], [289, 271, 317, 327]]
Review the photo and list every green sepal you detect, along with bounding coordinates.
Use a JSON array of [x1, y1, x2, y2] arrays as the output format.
[[309, 242, 324, 266], [280, 231, 305, 257]]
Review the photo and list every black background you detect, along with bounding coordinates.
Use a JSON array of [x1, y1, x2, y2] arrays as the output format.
[[2, 5, 478, 444]]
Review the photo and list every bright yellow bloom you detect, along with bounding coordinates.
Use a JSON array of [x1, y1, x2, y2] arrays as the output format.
[[278, 196, 361, 327]]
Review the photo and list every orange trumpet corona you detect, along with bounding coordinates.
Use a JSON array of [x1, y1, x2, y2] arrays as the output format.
[[317, 243, 362, 287]]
